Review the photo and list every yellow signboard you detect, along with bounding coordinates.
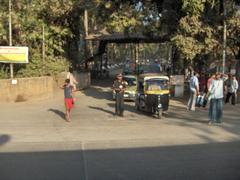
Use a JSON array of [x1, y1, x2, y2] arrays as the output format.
[[0, 46, 29, 63]]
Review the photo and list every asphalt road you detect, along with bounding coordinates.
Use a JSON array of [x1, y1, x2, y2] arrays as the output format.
[[0, 77, 240, 180], [0, 141, 240, 180]]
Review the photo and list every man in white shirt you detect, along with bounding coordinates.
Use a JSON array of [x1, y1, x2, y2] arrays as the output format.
[[208, 73, 227, 124], [187, 72, 200, 111]]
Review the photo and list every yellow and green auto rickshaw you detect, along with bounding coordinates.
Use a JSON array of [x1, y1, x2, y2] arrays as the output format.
[[135, 73, 170, 118]]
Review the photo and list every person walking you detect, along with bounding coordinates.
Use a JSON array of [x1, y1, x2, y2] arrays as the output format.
[[113, 74, 126, 117], [187, 72, 200, 111], [225, 75, 239, 105], [60, 79, 74, 122], [208, 73, 226, 125], [199, 73, 207, 93]]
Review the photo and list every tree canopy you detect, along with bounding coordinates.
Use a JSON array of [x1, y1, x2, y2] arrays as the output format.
[[0, 0, 239, 77]]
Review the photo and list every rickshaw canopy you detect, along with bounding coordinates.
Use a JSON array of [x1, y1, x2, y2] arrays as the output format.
[[138, 73, 169, 82]]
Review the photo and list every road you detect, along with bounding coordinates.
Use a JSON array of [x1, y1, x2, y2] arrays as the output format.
[[0, 78, 240, 180]]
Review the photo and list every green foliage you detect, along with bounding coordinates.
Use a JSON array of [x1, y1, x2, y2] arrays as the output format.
[[0, 0, 73, 78], [0, 8, 8, 45], [182, 0, 206, 16], [109, 12, 140, 33], [227, 14, 240, 57], [182, 0, 216, 16], [17, 55, 69, 78], [0, 0, 239, 78], [0, 65, 9, 79], [172, 15, 218, 61], [172, 0, 240, 70]]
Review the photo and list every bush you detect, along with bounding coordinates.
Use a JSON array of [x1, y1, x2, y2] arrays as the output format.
[[16, 55, 69, 78], [0, 65, 9, 79]]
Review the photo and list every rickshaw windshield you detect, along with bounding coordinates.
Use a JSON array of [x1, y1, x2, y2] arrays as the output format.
[[145, 79, 168, 91], [124, 77, 136, 86]]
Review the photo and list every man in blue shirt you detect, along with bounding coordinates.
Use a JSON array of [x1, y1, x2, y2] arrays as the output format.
[[187, 72, 200, 111]]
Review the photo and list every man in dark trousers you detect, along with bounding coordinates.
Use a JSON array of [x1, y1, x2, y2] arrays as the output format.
[[113, 73, 126, 117]]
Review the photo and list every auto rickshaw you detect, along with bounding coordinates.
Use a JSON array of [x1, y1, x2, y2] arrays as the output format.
[[135, 73, 170, 118]]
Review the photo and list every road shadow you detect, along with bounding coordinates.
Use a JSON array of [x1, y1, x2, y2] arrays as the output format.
[[0, 134, 11, 146], [0, 149, 85, 180], [85, 141, 240, 180], [83, 86, 113, 101], [88, 106, 115, 116], [91, 78, 114, 88], [0, 141, 239, 180], [48, 108, 65, 120]]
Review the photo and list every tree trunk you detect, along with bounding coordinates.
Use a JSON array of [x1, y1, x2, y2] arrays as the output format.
[[235, 49, 240, 79]]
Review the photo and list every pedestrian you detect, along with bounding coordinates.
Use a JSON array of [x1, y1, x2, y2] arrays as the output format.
[[202, 74, 216, 108], [199, 73, 206, 93], [208, 73, 227, 125], [67, 67, 78, 91], [113, 73, 126, 117], [187, 72, 200, 111], [225, 75, 239, 105], [224, 74, 232, 93], [207, 74, 216, 90], [60, 79, 74, 122]]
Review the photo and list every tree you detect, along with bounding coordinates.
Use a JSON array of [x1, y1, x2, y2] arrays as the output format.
[[171, 0, 240, 73], [0, 0, 74, 77], [1, 0, 238, 77]]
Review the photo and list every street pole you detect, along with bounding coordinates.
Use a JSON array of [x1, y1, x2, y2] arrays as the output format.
[[41, 0, 45, 63], [9, 0, 13, 78], [84, 9, 89, 69], [41, 24, 45, 76], [222, 0, 227, 74]]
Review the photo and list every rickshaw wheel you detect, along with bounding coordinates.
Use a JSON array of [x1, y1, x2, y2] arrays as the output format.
[[135, 103, 139, 111]]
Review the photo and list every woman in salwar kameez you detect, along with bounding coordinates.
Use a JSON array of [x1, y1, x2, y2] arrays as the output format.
[[208, 73, 226, 125]]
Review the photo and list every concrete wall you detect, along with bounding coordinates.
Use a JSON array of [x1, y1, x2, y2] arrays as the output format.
[[0, 77, 54, 102], [0, 71, 91, 102]]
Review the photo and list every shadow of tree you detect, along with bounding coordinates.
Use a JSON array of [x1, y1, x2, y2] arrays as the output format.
[[83, 86, 113, 101], [91, 78, 114, 88]]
